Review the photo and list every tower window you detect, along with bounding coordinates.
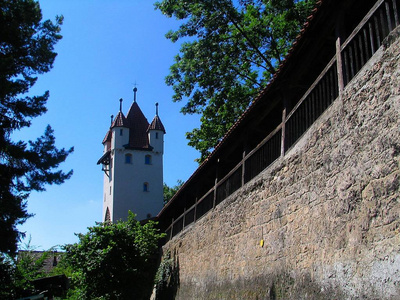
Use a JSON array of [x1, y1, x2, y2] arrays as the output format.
[[155, 132, 159, 139], [120, 129, 123, 136], [125, 153, 132, 164], [145, 155, 152, 165], [143, 182, 149, 192]]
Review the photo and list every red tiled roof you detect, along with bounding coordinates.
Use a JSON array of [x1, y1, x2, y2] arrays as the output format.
[[125, 101, 151, 149], [102, 129, 112, 145], [148, 115, 166, 133], [111, 111, 127, 128]]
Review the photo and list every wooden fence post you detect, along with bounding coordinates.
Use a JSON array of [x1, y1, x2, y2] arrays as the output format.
[[182, 208, 186, 230], [281, 96, 289, 157], [281, 107, 287, 157], [170, 218, 174, 240], [213, 159, 219, 209], [336, 15, 345, 101], [194, 196, 198, 223]]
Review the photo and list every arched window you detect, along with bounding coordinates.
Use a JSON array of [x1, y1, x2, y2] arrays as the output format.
[[143, 182, 149, 192], [145, 155, 152, 165], [105, 207, 111, 223], [125, 153, 132, 164]]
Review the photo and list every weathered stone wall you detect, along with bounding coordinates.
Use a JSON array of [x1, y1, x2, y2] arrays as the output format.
[[161, 28, 400, 299]]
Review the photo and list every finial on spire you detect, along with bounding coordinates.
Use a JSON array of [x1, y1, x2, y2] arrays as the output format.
[[133, 87, 137, 103], [110, 115, 114, 126], [155, 102, 159, 116], [119, 98, 123, 112]]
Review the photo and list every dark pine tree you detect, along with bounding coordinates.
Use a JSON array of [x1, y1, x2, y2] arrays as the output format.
[[0, 0, 73, 256]]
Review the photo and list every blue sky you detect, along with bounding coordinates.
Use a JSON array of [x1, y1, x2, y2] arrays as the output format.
[[17, 0, 200, 250]]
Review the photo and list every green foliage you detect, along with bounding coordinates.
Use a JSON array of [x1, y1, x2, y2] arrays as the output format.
[[154, 251, 173, 291], [155, 0, 316, 162], [0, 254, 16, 299], [163, 180, 184, 205], [0, 0, 73, 255], [62, 212, 166, 300]]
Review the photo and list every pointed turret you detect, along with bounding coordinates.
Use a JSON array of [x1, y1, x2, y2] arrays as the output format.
[[148, 103, 166, 133], [148, 103, 166, 154], [111, 98, 127, 128], [125, 88, 151, 149], [109, 99, 129, 149]]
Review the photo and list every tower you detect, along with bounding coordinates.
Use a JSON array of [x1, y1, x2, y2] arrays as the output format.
[[97, 88, 166, 222]]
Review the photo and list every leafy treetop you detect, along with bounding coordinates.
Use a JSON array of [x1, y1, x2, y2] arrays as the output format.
[[163, 180, 184, 205]]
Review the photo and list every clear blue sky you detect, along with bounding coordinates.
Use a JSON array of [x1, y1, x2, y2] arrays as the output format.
[[17, 0, 200, 250]]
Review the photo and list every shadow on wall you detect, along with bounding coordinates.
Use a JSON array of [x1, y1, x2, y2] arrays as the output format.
[[172, 269, 346, 300], [267, 271, 344, 300]]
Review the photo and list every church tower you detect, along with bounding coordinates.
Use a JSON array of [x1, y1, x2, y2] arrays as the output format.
[[97, 88, 166, 222]]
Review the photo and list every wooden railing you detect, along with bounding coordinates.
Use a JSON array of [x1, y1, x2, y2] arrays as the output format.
[[164, 0, 400, 241], [342, 0, 399, 85]]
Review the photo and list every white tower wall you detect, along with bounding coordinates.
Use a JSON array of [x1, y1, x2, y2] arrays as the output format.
[[102, 148, 113, 222], [148, 130, 164, 154], [100, 98, 165, 223], [112, 149, 163, 221], [112, 127, 129, 149]]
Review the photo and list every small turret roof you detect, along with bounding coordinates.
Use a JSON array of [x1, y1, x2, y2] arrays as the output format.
[[111, 111, 127, 128], [102, 129, 112, 145], [148, 115, 166, 133]]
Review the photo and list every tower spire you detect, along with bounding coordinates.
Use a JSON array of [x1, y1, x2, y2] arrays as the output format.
[[119, 98, 123, 112], [133, 87, 137, 103], [110, 115, 114, 126], [155, 102, 159, 116]]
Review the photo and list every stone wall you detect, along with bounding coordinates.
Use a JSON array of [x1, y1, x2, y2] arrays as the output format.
[[160, 27, 400, 300]]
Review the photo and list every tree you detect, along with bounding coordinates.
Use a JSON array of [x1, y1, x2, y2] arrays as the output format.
[[0, 0, 73, 255], [62, 212, 165, 300], [0, 254, 16, 299], [163, 180, 184, 205], [155, 0, 316, 162]]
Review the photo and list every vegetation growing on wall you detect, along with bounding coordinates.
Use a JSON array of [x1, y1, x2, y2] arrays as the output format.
[[154, 250, 180, 300]]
